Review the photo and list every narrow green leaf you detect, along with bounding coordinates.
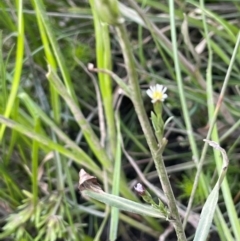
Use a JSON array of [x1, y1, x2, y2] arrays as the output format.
[[193, 185, 218, 241], [82, 190, 165, 219]]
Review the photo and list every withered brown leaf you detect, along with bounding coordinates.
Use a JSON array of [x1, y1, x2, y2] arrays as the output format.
[[78, 169, 104, 193]]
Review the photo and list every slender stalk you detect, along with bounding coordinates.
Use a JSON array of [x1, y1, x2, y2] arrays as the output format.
[[115, 23, 186, 240]]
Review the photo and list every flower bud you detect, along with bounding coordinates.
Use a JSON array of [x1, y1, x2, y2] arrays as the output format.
[[94, 0, 124, 25], [134, 183, 146, 196], [134, 183, 154, 204]]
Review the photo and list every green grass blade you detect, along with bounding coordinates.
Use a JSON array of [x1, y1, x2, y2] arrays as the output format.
[[0, 31, 7, 106], [46, 65, 112, 169], [89, 0, 116, 156], [0, 0, 24, 141], [31, 117, 40, 206], [109, 115, 121, 241], [0, 2, 16, 31], [200, 1, 228, 237], [0, 114, 101, 175], [30, 0, 60, 123], [94, 212, 110, 241], [187, 0, 238, 41], [32, 0, 77, 103], [18, 92, 87, 156], [169, 0, 199, 169], [209, 33, 240, 240]]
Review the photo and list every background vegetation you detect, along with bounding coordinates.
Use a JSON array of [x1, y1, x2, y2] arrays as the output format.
[[0, 0, 240, 240]]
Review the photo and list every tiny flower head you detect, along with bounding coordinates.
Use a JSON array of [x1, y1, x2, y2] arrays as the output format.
[[134, 183, 154, 204], [134, 183, 146, 196], [146, 84, 168, 103]]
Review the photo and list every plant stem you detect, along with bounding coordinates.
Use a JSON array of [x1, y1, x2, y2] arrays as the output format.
[[115, 23, 186, 241]]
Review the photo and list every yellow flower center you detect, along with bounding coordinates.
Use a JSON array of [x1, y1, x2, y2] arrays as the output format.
[[152, 91, 163, 101]]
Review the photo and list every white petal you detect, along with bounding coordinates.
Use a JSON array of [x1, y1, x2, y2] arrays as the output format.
[[156, 84, 163, 92], [162, 86, 167, 93], [146, 89, 153, 98], [150, 86, 156, 92], [162, 94, 168, 100]]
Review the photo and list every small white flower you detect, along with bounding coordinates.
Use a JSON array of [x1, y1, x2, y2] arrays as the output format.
[[146, 84, 168, 103], [134, 183, 145, 195]]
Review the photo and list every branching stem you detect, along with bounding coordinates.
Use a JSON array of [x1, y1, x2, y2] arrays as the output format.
[[115, 23, 186, 241]]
